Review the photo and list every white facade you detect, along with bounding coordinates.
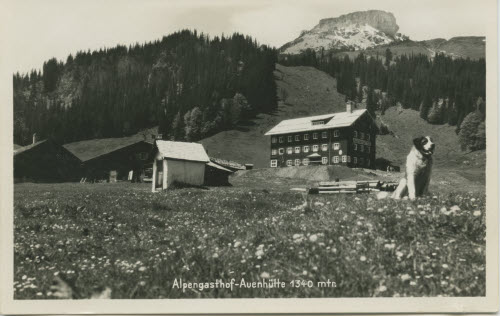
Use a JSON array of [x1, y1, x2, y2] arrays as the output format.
[[151, 141, 209, 192]]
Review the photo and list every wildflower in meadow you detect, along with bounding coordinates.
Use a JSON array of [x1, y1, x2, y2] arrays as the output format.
[[260, 272, 270, 278], [309, 234, 318, 242], [377, 285, 387, 292], [450, 205, 461, 212], [255, 244, 265, 257], [473, 210, 481, 217], [360, 256, 367, 262], [400, 274, 411, 281]]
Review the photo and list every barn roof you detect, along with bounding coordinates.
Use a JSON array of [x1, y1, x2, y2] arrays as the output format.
[[64, 136, 152, 162], [209, 157, 245, 170], [264, 109, 367, 136], [155, 140, 209, 163], [206, 161, 233, 173], [14, 140, 48, 156]]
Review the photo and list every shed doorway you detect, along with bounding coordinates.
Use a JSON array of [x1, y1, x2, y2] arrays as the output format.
[[153, 159, 163, 191]]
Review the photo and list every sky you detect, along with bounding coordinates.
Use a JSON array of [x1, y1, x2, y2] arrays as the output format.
[[2, 0, 489, 73]]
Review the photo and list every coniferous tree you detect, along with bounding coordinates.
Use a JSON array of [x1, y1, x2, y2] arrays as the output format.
[[366, 87, 376, 117]]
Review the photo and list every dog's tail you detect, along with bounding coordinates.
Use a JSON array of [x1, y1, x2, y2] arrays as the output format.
[[376, 191, 391, 200]]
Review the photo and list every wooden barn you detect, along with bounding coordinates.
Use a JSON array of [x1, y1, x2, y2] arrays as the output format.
[[152, 141, 210, 191], [14, 139, 82, 183], [265, 102, 377, 169], [64, 136, 153, 182]]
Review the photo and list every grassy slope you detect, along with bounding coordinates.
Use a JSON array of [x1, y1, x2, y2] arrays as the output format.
[[377, 107, 485, 187], [425, 37, 486, 60]]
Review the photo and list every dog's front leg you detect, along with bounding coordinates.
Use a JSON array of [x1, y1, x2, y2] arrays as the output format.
[[407, 174, 416, 200], [422, 176, 430, 195], [392, 178, 406, 199]]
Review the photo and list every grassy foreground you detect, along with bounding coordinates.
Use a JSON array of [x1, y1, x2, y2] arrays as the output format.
[[14, 179, 485, 299]]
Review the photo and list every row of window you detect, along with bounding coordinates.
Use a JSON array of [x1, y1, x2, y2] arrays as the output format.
[[271, 130, 370, 144], [353, 143, 371, 153], [353, 131, 370, 141], [272, 130, 340, 144], [272, 144, 327, 155], [270, 156, 371, 167], [271, 143, 370, 155]]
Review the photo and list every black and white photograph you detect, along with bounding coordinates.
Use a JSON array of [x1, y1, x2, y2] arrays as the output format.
[[0, 0, 498, 314]]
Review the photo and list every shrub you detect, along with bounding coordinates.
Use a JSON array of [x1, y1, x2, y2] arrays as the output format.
[[458, 111, 486, 151], [427, 101, 445, 124]]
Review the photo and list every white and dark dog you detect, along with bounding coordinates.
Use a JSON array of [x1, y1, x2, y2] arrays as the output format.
[[391, 136, 435, 200]]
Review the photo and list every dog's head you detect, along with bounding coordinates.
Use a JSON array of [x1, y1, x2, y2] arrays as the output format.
[[413, 136, 435, 157]]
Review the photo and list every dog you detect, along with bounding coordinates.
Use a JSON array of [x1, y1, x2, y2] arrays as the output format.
[[391, 136, 435, 200]]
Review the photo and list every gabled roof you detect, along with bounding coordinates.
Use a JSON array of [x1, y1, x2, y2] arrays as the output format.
[[264, 109, 368, 136], [155, 140, 209, 163], [64, 136, 152, 162], [14, 140, 48, 156]]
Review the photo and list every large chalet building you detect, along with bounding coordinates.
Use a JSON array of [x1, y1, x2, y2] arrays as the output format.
[[264, 103, 377, 169]]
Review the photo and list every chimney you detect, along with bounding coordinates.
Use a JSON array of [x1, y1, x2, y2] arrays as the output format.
[[32, 133, 37, 144], [346, 101, 353, 113]]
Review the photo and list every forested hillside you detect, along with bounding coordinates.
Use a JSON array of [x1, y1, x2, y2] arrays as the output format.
[[13, 30, 277, 145], [280, 49, 486, 129]]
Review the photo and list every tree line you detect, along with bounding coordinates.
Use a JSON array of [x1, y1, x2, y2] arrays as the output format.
[[279, 49, 486, 129], [13, 30, 278, 145]]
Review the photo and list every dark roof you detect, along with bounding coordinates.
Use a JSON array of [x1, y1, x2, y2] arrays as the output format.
[[14, 140, 48, 156], [209, 157, 245, 170], [64, 136, 152, 162], [206, 161, 233, 173]]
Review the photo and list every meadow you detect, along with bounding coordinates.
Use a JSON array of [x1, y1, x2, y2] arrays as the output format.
[[13, 174, 485, 299]]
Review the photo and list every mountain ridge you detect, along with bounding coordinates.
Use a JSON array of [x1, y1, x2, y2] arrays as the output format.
[[280, 10, 485, 60], [281, 10, 405, 54]]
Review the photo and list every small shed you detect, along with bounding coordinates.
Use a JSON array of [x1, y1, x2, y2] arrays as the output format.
[[152, 141, 210, 192], [204, 161, 233, 186]]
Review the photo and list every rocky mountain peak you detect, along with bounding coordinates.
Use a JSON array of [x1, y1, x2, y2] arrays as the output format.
[[280, 10, 403, 54], [317, 10, 399, 37]]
